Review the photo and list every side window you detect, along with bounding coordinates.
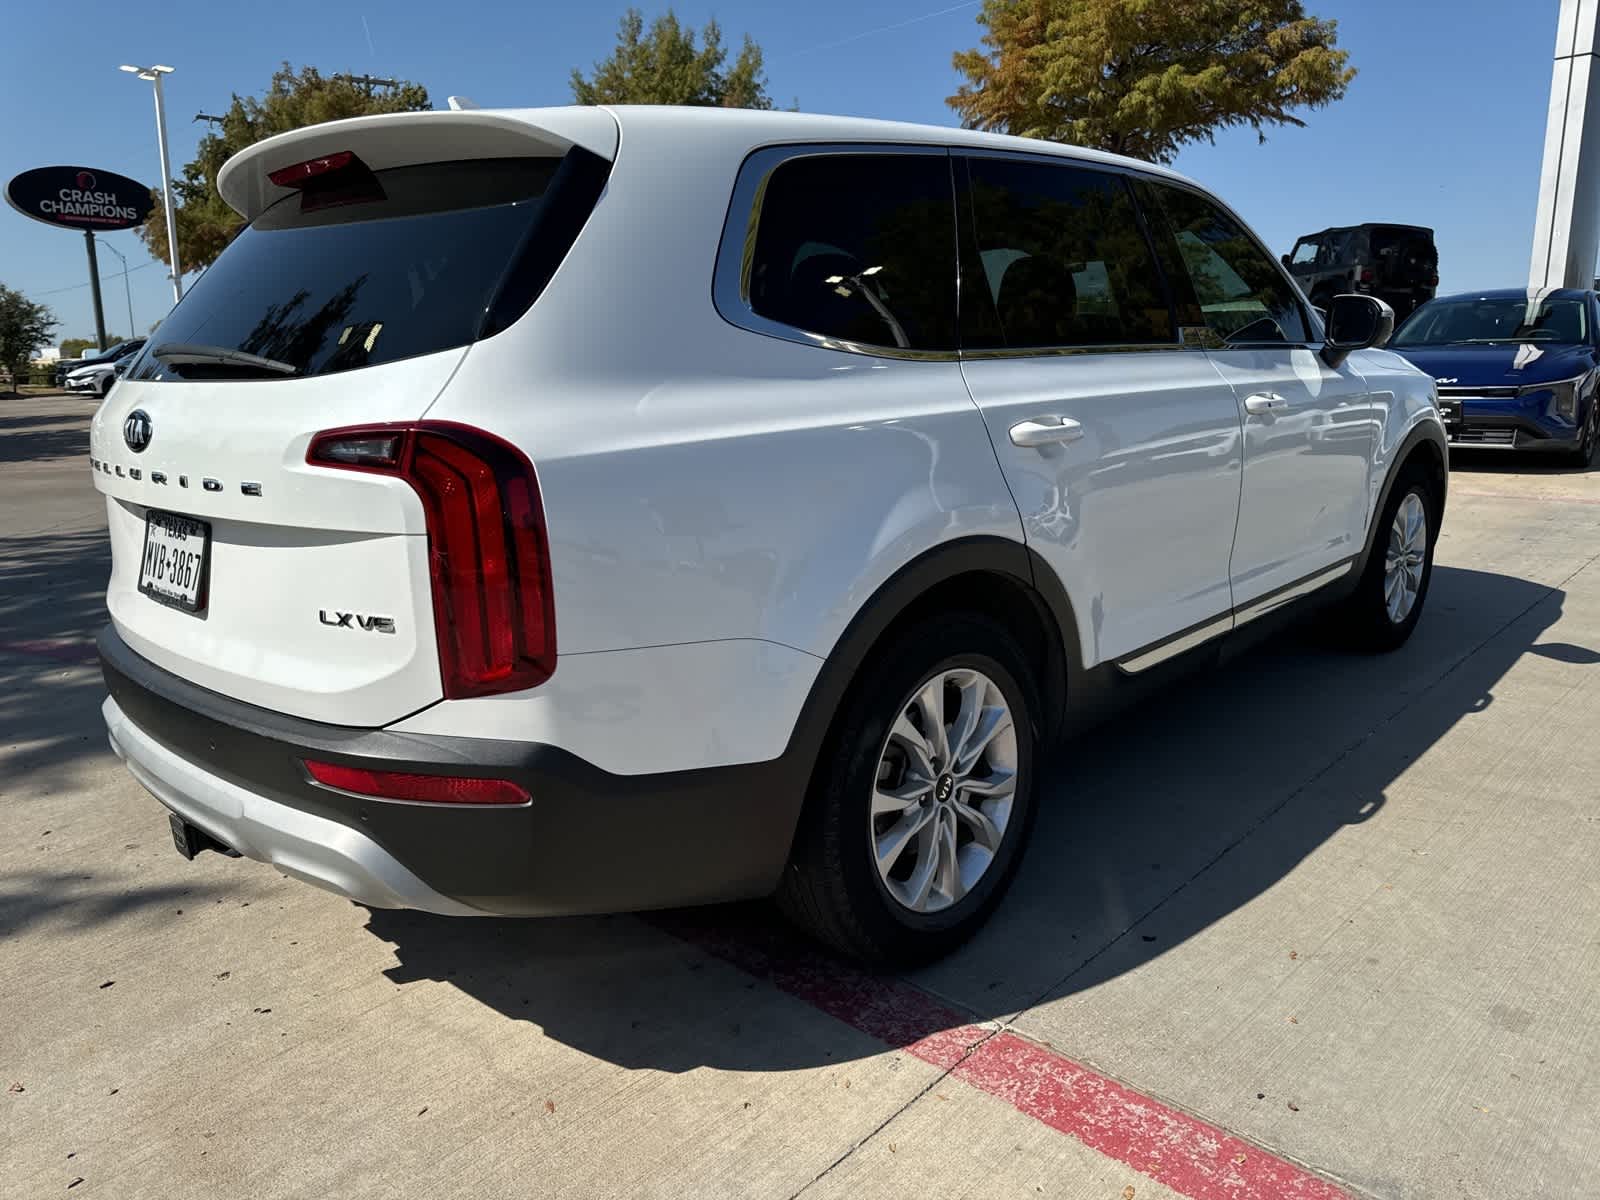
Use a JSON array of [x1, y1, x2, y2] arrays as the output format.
[[960, 156, 1174, 350], [1145, 183, 1310, 345], [1290, 239, 1320, 266], [745, 153, 956, 352]]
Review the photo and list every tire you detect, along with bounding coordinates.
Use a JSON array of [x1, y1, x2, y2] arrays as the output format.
[[97, 376, 111, 399], [1564, 402, 1597, 468], [1338, 467, 1438, 652], [777, 612, 1040, 965]]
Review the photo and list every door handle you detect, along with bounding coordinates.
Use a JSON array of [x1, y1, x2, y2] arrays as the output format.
[[1243, 392, 1288, 415], [1009, 415, 1085, 448]]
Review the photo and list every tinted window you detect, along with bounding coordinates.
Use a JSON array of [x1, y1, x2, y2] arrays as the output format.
[[1148, 184, 1309, 344], [1392, 295, 1589, 347], [746, 154, 957, 352], [130, 157, 571, 381], [961, 158, 1173, 350]]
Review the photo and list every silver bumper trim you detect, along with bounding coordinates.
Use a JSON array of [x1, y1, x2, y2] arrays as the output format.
[[103, 696, 481, 915]]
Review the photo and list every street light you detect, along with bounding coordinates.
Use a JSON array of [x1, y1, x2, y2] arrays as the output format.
[[119, 63, 182, 305], [94, 237, 136, 338]]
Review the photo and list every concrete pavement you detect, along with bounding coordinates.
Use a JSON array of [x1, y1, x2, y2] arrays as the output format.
[[3, 390, 1598, 1198]]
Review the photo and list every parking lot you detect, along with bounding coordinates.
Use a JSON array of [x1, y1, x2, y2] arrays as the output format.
[[3, 387, 1599, 1198]]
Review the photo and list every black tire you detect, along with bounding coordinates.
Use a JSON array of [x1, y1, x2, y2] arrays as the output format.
[[1338, 466, 1438, 652], [97, 376, 111, 399], [777, 612, 1040, 965], [1564, 402, 1597, 468]]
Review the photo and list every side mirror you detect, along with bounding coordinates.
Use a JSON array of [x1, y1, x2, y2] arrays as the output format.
[[1281, 253, 1292, 268], [113, 360, 129, 377], [1322, 294, 1394, 367]]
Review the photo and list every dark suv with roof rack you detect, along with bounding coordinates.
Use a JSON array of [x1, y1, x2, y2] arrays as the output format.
[[1284, 224, 1438, 321]]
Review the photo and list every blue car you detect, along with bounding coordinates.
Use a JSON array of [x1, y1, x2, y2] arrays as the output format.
[[1389, 287, 1599, 465]]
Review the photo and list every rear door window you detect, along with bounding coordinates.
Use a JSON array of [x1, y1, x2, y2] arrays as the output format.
[[130, 156, 593, 381], [1290, 239, 1320, 266], [1142, 182, 1310, 345], [959, 156, 1175, 350], [743, 153, 958, 353]]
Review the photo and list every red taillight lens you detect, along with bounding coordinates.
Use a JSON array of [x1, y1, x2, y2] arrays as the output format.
[[1428, 272, 1440, 288], [1359, 268, 1375, 284], [304, 759, 530, 805], [268, 151, 356, 188], [307, 422, 556, 698]]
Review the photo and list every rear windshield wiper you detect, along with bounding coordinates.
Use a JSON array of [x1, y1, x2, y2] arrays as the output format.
[[150, 343, 299, 376]]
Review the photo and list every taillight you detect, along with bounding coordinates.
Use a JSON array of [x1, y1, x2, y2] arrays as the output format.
[[304, 759, 530, 805], [1428, 273, 1440, 288], [307, 422, 556, 697], [268, 151, 356, 188], [1359, 268, 1375, 284]]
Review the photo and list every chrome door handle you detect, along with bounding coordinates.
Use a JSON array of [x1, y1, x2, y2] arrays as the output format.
[[1009, 416, 1085, 448], [1243, 392, 1288, 414]]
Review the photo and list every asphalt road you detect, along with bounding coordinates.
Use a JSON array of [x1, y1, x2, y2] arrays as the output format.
[[4, 389, 1599, 1198]]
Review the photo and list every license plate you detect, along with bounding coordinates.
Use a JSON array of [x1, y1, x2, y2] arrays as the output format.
[[138, 510, 211, 613]]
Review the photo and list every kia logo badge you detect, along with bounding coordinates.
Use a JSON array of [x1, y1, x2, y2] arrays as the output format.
[[123, 409, 153, 453]]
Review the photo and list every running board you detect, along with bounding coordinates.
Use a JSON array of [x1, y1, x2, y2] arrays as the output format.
[[1115, 560, 1356, 675]]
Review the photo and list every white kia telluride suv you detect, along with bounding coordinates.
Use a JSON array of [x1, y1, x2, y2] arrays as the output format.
[[91, 106, 1446, 963]]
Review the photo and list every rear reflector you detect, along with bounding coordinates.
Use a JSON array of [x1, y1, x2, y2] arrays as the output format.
[[307, 422, 556, 698], [304, 759, 530, 805]]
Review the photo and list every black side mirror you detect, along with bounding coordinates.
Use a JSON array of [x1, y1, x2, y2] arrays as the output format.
[[1322, 294, 1394, 366], [1281, 253, 1292, 268], [113, 360, 129, 377]]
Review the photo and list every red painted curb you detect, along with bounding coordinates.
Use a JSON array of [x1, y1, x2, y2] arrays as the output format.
[[655, 911, 1349, 1200]]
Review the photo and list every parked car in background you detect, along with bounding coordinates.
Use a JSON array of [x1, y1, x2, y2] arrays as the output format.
[[1285, 224, 1438, 320], [63, 338, 146, 399], [91, 106, 1446, 964], [1389, 288, 1598, 464]]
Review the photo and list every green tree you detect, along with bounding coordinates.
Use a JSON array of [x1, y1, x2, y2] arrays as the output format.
[[0, 285, 60, 394], [138, 64, 430, 274], [571, 9, 774, 108], [949, 0, 1356, 163]]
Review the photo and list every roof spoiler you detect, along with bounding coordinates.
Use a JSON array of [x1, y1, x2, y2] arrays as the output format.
[[218, 107, 619, 221]]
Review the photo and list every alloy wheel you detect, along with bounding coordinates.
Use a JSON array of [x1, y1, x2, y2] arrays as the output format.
[[1384, 491, 1428, 624], [869, 667, 1017, 914]]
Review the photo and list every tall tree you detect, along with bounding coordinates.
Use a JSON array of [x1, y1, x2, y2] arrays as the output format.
[[0, 285, 60, 394], [138, 64, 430, 275], [572, 9, 774, 108], [949, 0, 1355, 163]]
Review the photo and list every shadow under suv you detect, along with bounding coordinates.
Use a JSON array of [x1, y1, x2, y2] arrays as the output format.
[[90, 106, 1448, 964]]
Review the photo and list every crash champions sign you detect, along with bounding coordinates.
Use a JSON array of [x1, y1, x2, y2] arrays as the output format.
[[5, 166, 154, 232]]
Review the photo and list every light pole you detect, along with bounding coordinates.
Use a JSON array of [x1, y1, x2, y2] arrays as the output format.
[[94, 237, 136, 338], [120, 63, 182, 304]]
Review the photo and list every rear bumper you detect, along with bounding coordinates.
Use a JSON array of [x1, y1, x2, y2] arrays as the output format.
[[99, 625, 807, 916]]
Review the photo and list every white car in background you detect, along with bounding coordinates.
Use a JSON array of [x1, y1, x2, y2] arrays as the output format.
[[89, 106, 1447, 964], [65, 338, 144, 398]]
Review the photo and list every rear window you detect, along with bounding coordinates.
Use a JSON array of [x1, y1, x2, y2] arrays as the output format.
[[130, 157, 578, 382]]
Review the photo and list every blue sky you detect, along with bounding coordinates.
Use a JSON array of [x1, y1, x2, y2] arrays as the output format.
[[0, 0, 1556, 343]]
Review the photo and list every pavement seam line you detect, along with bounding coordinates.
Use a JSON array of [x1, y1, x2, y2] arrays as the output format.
[[783, 1023, 1007, 1200]]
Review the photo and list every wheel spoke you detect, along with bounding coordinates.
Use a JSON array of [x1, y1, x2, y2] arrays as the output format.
[[954, 704, 1012, 776], [910, 676, 951, 770], [875, 806, 934, 877], [872, 779, 927, 817], [934, 811, 962, 903], [961, 766, 1016, 799], [953, 796, 1004, 851], [888, 712, 937, 782], [945, 673, 982, 773], [900, 819, 941, 909]]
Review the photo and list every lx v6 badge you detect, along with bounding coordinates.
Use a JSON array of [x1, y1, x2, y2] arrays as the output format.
[[319, 610, 397, 634]]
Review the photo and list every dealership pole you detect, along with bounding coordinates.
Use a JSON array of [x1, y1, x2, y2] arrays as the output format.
[[83, 231, 108, 351], [123, 64, 183, 304], [1531, 0, 1600, 288], [152, 71, 182, 303]]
